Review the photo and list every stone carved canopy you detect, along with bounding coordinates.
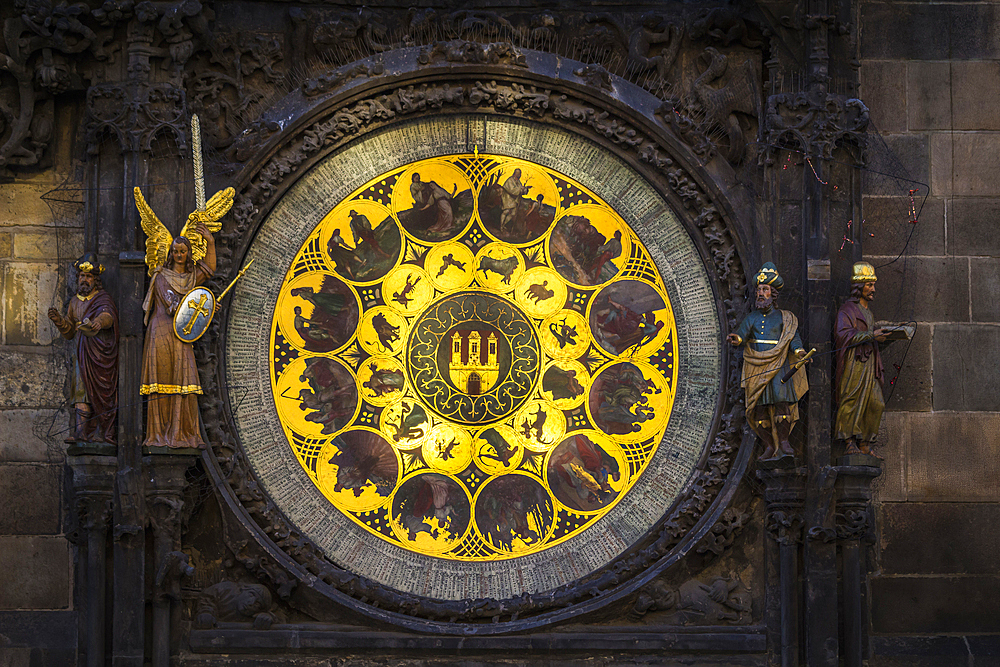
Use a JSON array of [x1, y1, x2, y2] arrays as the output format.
[[197, 46, 753, 633]]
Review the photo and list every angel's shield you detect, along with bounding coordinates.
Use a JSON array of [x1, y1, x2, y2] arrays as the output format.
[[173, 287, 217, 343]]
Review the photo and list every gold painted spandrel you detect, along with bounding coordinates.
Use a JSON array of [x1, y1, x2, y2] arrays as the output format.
[[268, 153, 679, 562]]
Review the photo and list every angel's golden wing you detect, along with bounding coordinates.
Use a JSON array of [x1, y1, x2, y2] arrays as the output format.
[[179, 187, 235, 263], [134, 187, 173, 276]]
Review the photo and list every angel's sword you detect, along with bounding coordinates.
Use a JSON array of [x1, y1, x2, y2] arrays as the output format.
[[192, 114, 206, 211], [218, 259, 255, 301]]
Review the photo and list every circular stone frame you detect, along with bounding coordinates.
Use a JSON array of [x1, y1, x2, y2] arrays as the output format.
[[200, 51, 751, 634]]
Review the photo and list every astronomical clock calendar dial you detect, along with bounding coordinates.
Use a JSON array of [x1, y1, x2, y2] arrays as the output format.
[[228, 118, 720, 603], [270, 154, 677, 560]]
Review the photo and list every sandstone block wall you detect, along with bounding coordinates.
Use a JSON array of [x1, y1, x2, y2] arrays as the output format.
[[861, 0, 1000, 638], [0, 124, 79, 638]]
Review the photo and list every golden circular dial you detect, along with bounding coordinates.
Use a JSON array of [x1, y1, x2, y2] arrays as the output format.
[[269, 154, 678, 561]]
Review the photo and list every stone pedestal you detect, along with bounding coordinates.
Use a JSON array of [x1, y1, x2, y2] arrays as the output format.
[[145, 453, 199, 667], [759, 467, 806, 667], [68, 454, 116, 667]]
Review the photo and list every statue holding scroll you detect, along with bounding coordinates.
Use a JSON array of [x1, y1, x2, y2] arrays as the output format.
[[727, 263, 809, 462]]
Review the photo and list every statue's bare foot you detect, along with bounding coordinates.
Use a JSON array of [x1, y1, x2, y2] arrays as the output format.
[[859, 443, 884, 461], [845, 440, 862, 455]]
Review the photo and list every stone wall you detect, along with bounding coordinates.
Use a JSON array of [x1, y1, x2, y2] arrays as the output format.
[[0, 118, 80, 655], [861, 0, 1000, 644]]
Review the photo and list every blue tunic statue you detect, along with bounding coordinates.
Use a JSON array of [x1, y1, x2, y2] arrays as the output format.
[[727, 264, 808, 462]]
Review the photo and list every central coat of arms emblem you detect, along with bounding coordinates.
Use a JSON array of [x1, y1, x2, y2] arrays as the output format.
[[409, 291, 540, 425]]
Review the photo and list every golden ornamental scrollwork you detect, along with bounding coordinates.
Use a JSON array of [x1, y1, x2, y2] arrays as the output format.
[[269, 153, 678, 561]]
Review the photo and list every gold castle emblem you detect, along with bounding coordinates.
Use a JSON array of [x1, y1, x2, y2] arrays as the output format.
[[448, 329, 500, 394]]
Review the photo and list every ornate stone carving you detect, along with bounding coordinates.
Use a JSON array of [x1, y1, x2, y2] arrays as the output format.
[[418, 40, 527, 68], [149, 496, 184, 541], [655, 100, 716, 161], [193, 581, 276, 630], [627, 14, 682, 82], [766, 510, 803, 546], [573, 64, 613, 92], [579, 13, 628, 62], [836, 508, 870, 542], [154, 550, 194, 601], [75, 494, 113, 533], [762, 91, 869, 163], [658, 48, 760, 164], [76, 0, 220, 154], [630, 575, 751, 624], [696, 507, 750, 557], [689, 7, 764, 49], [84, 80, 186, 153], [187, 31, 284, 146], [440, 10, 517, 41], [0, 0, 113, 171], [301, 62, 382, 98]]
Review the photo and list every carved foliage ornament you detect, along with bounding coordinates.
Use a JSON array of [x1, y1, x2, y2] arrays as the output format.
[[762, 91, 869, 163], [200, 71, 747, 627]]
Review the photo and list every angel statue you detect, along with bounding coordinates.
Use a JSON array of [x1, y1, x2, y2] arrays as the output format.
[[135, 184, 234, 448]]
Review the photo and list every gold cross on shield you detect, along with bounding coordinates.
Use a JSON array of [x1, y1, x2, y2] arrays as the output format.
[[183, 293, 213, 335]]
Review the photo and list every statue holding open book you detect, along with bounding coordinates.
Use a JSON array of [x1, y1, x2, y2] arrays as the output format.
[[835, 261, 912, 459]]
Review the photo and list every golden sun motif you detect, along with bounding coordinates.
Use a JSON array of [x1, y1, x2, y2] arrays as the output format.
[[269, 154, 678, 561]]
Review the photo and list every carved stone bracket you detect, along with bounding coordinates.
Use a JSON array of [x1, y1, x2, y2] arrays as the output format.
[[76, 493, 114, 533], [835, 464, 881, 543], [758, 467, 807, 546], [67, 454, 117, 532]]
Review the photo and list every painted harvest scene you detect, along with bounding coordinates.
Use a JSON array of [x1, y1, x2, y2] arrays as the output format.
[[270, 154, 678, 561]]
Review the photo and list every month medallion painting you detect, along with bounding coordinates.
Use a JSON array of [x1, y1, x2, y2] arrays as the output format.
[[269, 154, 678, 562]]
